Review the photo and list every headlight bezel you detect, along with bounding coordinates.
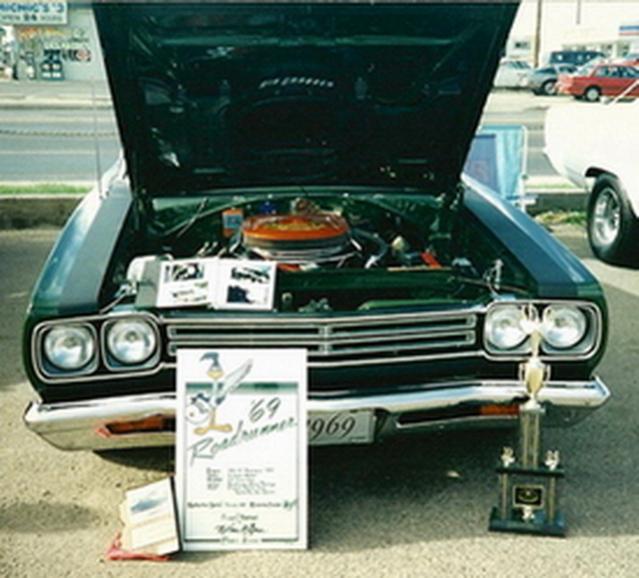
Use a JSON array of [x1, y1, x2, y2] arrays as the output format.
[[38, 322, 98, 378], [102, 316, 161, 371], [32, 313, 163, 383], [483, 301, 602, 360]]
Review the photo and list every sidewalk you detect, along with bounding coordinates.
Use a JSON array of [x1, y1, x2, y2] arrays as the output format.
[[0, 79, 112, 109]]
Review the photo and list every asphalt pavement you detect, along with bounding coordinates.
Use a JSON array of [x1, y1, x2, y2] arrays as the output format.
[[1, 226, 638, 578]]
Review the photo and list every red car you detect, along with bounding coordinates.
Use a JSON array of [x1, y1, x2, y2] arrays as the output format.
[[557, 63, 639, 101]]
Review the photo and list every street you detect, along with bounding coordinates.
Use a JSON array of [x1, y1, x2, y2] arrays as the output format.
[[1, 226, 638, 577], [0, 89, 557, 182]]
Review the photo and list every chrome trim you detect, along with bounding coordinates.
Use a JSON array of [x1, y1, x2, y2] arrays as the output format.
[[101, 316, 162, 373], [24, 377, 611, 451], [482, 300, 603, 362], [165, 311, 479, 368], [34, 322, 99, 379]]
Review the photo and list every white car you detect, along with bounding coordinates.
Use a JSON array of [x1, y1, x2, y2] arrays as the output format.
[[494, 59, 532, 88], [545, 99, 639, 265]]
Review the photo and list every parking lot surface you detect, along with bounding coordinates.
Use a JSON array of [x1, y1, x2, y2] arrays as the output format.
[[1, 226, 638, 578]]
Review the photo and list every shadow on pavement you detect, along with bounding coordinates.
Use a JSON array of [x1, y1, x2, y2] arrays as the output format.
[[0, 501, 100, 533]]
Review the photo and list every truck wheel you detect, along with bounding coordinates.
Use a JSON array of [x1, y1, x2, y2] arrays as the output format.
[[584, 86, 601, 102], [541, 79, 556, 95], [587, 174, 639, 265]]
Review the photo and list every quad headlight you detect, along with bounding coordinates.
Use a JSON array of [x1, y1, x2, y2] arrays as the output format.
[[484, 302, 597, 356], [541, 305, 587, 350], [484, 305, 528, 350], [43, 324, 96, 371], [106, 318, 158, 366]]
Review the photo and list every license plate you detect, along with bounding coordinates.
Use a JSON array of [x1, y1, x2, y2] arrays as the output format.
[[308, 411, 375, 446]]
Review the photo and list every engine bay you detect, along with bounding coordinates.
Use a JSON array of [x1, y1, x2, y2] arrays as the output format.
[[109, 191, 528, 313]]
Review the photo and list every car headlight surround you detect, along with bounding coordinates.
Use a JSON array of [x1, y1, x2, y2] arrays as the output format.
[[104, 317, 159, 368], [484, 304, 529, 352], [42, 324, 97, 373], [541, 305, 588, 350], [484, 301, 601, 358]]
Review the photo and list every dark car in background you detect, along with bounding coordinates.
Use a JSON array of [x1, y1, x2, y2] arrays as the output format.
[[558, 63, 639, 101], [22, 1, 610, 452], [548, 50, 605, 67], [529, 64, 577, 95]]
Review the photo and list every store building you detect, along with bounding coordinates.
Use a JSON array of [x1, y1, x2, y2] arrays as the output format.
[[560, 21, 639, 60], [5, 1, 104, 81]]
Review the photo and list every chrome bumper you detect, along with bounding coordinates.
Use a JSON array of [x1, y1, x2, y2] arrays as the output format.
[[24, 377, 610, 451]]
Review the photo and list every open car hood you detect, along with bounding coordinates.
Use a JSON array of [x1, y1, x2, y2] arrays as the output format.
[[94, 1, 519, 198]]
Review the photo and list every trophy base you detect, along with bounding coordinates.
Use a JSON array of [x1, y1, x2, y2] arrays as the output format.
[[489, 507, 566, 537]]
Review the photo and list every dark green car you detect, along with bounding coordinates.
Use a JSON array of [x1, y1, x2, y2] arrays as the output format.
[[23, 1, 609, 451]]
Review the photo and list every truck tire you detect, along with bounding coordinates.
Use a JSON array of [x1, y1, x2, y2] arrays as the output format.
[[587, 174, 639, 265]]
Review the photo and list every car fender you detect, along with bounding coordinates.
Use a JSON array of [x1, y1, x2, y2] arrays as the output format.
[[26, 176, 133, 320]]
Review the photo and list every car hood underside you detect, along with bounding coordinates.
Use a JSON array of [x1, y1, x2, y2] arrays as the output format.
[[94, 1, 518, 199]]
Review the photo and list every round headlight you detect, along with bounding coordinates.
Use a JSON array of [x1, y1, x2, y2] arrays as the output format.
[[485, 305, 528, 350], [43, 325, 96, 370], [107, 319, 157, 365], [541, 305, 587, 349]]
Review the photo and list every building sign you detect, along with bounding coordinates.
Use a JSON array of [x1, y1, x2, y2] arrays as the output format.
[[620, 22, 639, 38], [176, 348, 308, 550], [0, 1, 67, 26]]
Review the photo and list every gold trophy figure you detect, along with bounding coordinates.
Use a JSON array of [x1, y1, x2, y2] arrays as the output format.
[[518, 305, 550, 469], [489, 304, 566, 536]]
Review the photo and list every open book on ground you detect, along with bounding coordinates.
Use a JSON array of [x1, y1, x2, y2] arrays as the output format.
[[119, 478, 180, 556]]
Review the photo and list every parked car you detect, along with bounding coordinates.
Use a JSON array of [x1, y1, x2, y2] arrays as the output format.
[[545, 99, 639, 265], [529, 64, 577, 96], [23, 1, 610, 452], [494, 58, 533, 88], [621, 52, 639, 65], [548, 50, 605, 67], [557, 63, 639, 101]]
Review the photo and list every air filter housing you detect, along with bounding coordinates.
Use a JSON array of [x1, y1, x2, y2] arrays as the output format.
[[241, 214, 353, 264]]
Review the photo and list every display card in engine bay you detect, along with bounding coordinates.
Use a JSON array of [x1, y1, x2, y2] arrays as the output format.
[[134, 257, 276, 311]]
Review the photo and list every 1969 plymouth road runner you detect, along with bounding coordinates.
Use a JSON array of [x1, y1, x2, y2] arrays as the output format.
[[23, 1, 610, 451]]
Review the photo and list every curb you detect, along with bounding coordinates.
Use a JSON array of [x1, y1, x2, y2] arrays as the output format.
[[527, 191, 587, 215], [0, 191, 588, 230]]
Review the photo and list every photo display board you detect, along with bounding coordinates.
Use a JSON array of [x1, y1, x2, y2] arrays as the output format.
[[176, 349, 307, 550]]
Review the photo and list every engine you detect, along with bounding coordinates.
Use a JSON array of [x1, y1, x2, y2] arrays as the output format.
[[205, 196, 443, 271], [227, 211, 390, 270]]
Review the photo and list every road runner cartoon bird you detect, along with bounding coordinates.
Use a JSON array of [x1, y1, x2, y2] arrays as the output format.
[[194, 353, 253, 435]]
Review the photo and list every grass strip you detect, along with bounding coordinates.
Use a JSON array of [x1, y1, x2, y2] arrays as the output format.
[[0, 183, 91, 195]]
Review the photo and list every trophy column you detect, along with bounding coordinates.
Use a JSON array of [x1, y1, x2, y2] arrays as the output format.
[[488, 307, 566, 537]]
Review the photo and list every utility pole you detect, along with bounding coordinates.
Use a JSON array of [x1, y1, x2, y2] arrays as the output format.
[[576, 0, 582, 26], [533, 0, 544, 68]]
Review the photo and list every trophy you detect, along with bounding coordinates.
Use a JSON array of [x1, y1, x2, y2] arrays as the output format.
[[489, 305, 566, 536]]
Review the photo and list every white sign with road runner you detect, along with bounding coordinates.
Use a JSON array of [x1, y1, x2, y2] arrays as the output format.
[[176, 348, 307, 550]]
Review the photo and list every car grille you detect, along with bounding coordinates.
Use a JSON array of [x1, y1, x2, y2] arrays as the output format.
[[165, 310, 479, 369]]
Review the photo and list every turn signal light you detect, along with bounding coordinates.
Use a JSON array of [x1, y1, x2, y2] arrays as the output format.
[[479, 404, 520, 417]]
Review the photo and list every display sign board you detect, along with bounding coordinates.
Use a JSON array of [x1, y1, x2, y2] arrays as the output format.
[[0, 1, 67, 26], [176, 349, 307, 550]]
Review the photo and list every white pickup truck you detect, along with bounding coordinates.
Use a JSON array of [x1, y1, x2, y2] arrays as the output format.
[[545, 99, 639, 265]]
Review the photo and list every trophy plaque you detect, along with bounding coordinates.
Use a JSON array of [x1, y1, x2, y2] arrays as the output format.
[[489, 306, 566, 537]]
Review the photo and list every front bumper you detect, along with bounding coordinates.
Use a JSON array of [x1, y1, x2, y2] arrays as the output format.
[[24, 377, 610, 451]]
